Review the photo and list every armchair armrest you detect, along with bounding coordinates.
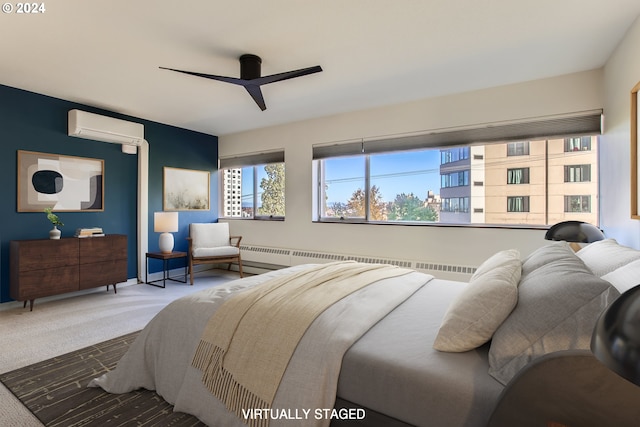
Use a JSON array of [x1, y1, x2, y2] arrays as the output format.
[[230, 235, 242, 248]]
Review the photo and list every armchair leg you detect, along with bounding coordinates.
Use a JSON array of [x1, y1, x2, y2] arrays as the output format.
[[189, 257, 194, 285], [238, 256, 244, 278]]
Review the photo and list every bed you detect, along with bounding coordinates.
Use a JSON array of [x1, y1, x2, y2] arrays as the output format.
[[89, 239, 640, 427]]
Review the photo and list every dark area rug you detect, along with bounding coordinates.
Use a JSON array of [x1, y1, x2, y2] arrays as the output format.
[[0, 331, 206, 426]]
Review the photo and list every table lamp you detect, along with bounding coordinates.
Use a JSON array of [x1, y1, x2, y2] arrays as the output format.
[[544, 220, 605, 243], [154, 212, 179, 253]]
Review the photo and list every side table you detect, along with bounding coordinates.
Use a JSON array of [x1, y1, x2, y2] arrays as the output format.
[[145, 251, 188, 288]]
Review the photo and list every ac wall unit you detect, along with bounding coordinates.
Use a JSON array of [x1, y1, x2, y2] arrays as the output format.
[[68, 109, 144, 147]]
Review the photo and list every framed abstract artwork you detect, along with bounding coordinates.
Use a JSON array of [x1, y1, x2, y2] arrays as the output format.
[[17, 150, 104, 212], [163, 166, 210, 211]]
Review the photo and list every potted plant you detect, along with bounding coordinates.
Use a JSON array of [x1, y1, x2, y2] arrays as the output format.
[[44, 207, 64, 239]]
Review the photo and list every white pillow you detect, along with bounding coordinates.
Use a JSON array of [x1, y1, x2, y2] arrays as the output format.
[[601, 258, 640, 293], [433, 249, 521, 353], [576, 239, 640, 277]]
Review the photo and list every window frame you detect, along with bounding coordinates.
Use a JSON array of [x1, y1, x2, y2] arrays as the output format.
[[507, 167, 530, 184], [219, 151, 285, 221], [564, 195, 591, 213], [564, 164, 591, 183], [507, 196, 530, 213], [507, 141, 530, 156]]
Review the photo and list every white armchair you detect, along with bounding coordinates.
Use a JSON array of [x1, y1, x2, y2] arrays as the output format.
[[187, 223, 243, 284]]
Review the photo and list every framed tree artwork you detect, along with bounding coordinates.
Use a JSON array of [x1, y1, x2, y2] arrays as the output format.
[[163, 166, 210, 211]]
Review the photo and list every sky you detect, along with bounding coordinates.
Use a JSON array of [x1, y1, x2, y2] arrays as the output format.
[[324, 150, 441, 203], [238, 149, 442, 206]]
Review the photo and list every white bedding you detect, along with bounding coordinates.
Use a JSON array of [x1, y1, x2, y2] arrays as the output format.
[[89, 265, 433, 427]]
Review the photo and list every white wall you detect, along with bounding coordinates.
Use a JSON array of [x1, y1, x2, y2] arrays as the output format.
[[219, 69, 604, 269], [601, 15, 640, 248]]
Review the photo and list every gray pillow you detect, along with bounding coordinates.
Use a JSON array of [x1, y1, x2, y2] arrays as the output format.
[[488, 243, 619, 385], [520, 241, 572, 277]]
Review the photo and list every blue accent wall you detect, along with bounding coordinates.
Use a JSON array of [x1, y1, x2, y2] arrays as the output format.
[[0, 84, 218, 303]]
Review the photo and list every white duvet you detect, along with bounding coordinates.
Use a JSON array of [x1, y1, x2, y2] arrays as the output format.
[[89, 265, 431, 427]]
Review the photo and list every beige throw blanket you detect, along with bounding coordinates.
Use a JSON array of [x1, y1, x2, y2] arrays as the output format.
[[191, 261, 412, 423]]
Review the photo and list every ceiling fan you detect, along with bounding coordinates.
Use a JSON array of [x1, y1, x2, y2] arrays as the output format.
[[160, 54, 322, 111]]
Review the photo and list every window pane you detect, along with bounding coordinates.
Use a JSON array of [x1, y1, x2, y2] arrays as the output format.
[[565, 137, 591, 152], [564, 165, 591, 182], [256, 163, 285, 217], [239, 167, 254, 217], [507, 141, 530, 156], [507, 168, 530, 184], [321, 156, 366, 219], [370, 150, 440, 222]]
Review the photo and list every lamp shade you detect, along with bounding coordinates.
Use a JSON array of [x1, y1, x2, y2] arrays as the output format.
[[154, 212, 179, 233], [591, 284, 640, 386], [544, 220, 605, 243]]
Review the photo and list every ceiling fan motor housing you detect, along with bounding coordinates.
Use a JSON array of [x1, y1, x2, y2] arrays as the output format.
[[240, 54, 262, 80]]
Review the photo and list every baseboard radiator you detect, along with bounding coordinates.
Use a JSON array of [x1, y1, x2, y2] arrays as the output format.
[[239, 245, 476, 281]]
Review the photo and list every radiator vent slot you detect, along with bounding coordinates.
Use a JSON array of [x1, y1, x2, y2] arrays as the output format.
[[241, 245, 291, 256], [415, 262, 476, 275], [344, 256, 412, 268], [291, 251, 345, 261]]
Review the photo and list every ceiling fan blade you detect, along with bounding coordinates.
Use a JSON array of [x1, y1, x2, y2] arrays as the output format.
[[244, 84, 267, 111], [254, 65, 323, 86], [159, 67, 246, 86]]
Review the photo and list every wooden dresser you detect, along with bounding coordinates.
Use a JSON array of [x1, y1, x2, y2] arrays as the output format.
[[10, 235, 127, 311]]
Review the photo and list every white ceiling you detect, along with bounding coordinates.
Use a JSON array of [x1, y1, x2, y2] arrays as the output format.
[[2, 1, 640, 136]]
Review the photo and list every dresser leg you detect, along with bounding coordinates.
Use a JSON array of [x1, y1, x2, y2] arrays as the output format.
[[29, 300, 34, 311]]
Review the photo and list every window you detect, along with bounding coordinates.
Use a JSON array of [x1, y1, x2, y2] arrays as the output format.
[[441, 170, 469, 188], [565, 195, 591, 213], [441, 147, 469, 164], [507, 196, 530, 212], [312, 111, 601, 227], [564, 165, 591, 182], [507, 168, 530, 184], [565, 137, 591, 152], [507, 141, 530, 156], [220, 151, 285, 219], [442, 197, 469, 213]]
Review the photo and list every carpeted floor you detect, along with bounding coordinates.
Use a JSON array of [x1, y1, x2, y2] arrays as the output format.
[[0, 268, 241, 426], [0, 331, 206, 427]]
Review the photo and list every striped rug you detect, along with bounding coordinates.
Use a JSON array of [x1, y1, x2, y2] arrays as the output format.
[[0, 331, 205, 427]]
